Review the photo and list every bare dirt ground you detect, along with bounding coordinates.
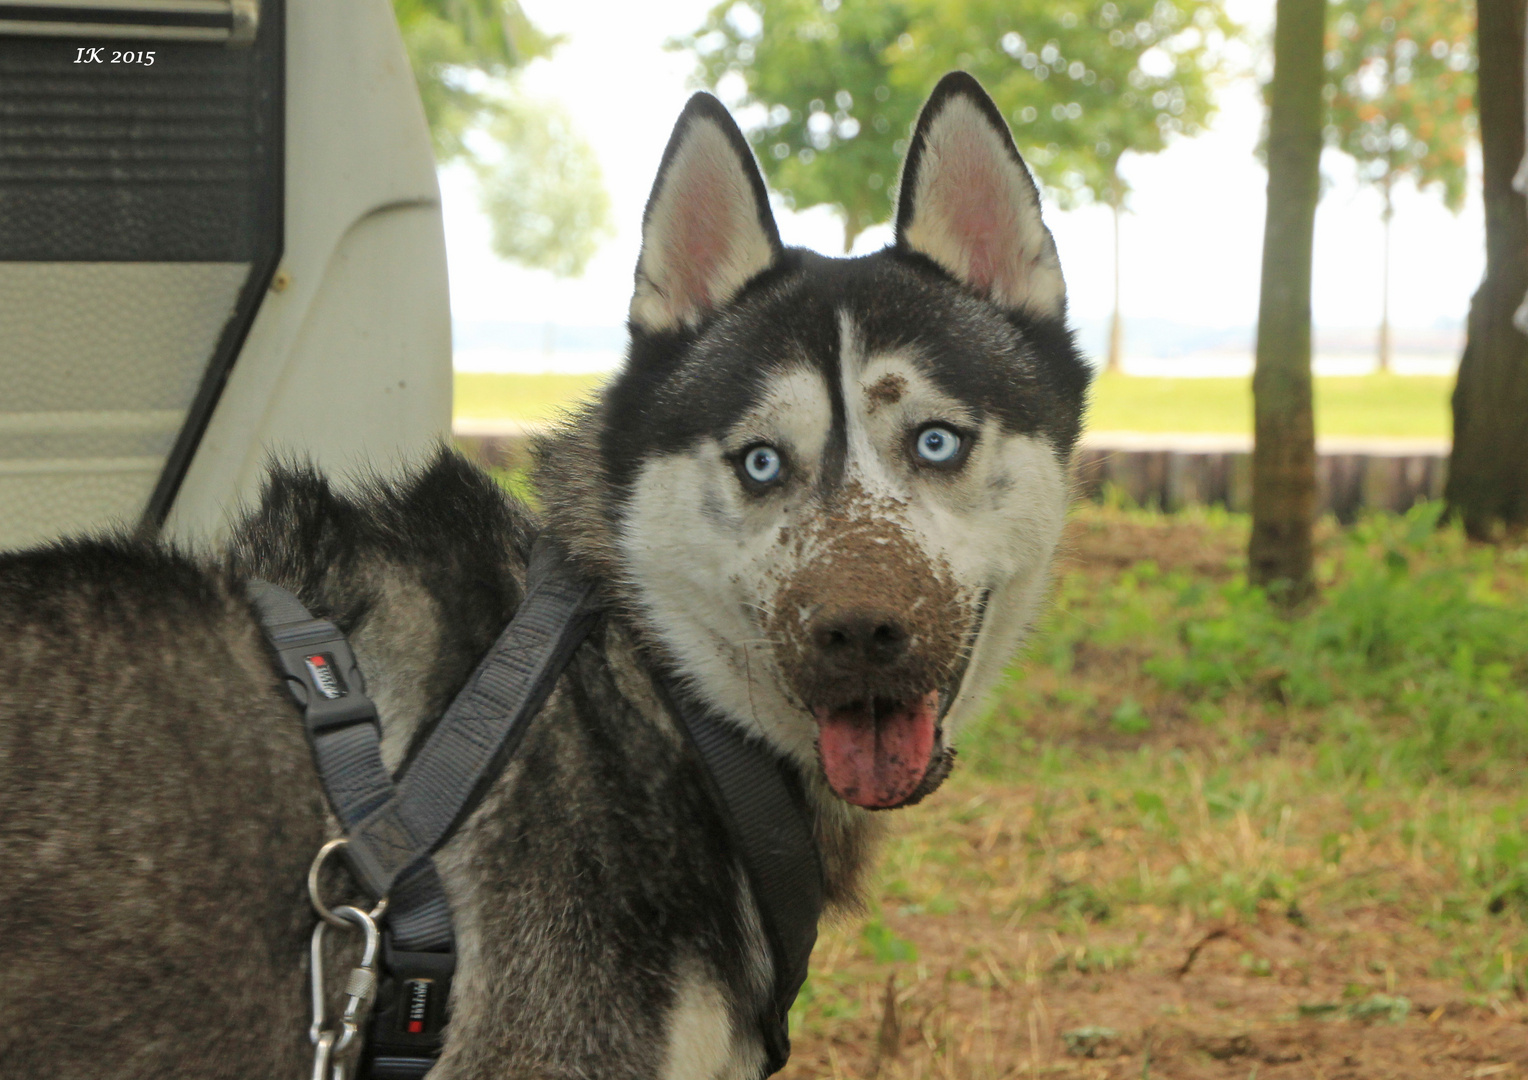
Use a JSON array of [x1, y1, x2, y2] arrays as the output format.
[[780, 512, 1528, 1080], [784, 900, 1527, 1080]]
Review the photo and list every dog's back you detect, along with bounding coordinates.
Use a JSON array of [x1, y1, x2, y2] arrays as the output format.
[[0, 540, 323, 1076], [0, 454, 783, 1080]]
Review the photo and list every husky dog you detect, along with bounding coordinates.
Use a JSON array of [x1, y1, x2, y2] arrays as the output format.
[[0, 73, 1087, 1079]]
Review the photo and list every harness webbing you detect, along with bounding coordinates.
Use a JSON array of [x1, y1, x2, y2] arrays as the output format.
[[659, 681, 824, 1072], [245, 582, 457, 956], [345, 538, 602, 911], [249, 536, 824, 1077]]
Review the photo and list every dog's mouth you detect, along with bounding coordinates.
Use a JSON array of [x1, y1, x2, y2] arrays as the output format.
[[812, 590, 990, 811]]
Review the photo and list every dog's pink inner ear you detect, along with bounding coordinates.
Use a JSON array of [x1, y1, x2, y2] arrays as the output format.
[[631, 116, 779, 333], [661, 154, 742, 315], [921, 131, 1013, 295], [897, 94, 1066, 318]]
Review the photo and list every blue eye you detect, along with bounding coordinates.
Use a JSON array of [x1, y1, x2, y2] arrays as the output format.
[[741, 444, 782, 485], [915, 425, 962, 464]]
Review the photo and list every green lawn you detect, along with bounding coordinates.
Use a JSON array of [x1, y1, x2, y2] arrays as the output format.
[[455, 372, 607, 425], [1087, 371, 1453, 439], [455, 371, 1454, 439]]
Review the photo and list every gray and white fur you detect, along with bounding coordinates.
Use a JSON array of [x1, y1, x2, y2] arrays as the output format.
[[0, 73, 1089, 1079]]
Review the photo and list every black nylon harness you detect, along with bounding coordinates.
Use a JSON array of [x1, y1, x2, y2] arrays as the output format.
[[249, 537, 824, 1077]]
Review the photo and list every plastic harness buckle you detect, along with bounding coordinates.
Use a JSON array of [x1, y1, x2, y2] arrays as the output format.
[[262, 613, 378, 736], [361, 943, 455, 1078]]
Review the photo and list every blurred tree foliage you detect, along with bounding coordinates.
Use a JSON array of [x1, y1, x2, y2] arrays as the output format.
[[393, 0, 612, 275], [901, 1, 1238, 217], [675, 1, 918, 249], [1323, 0, 1476, 370], [674, 0, 1237, 370]]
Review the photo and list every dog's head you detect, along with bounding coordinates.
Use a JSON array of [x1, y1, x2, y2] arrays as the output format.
[[537, 72, 1089, 810]]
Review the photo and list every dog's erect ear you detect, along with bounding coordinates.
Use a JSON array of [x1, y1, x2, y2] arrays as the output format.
[[894, 72, 1066, 318], [630, 93, 783, 334]]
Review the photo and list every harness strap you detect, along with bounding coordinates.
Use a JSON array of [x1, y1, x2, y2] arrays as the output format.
[[658, 681, 825, 1074], [246, 581, 456, 955], [251, 537, 823, 1077], [250, 538, 601, 1077], [343, 538, 602, 901], [246, 581, 393, 824]]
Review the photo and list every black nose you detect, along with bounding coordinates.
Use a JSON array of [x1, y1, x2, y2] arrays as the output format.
[[812, 611, 910, 668]]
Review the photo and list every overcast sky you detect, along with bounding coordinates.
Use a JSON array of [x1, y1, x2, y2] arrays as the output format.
[[441, 0, 1485, 353]]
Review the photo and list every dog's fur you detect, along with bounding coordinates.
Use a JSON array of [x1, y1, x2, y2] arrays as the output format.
[[0, 74, 1088, 1079]]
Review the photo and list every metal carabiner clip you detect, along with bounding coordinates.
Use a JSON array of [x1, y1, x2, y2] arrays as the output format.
[[310, 919, 331, 1048], [329, 904, 383, 1055], [310, 1029, 336, 1080], [309, 902, 384, 1080], [306, 838, 388, 1080]]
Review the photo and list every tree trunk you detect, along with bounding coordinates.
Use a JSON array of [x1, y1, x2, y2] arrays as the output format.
[[1107, 198, 1124, 374], [1447, 0, 1528, 539], [1250, 0, 1325, 600], [1379, 173, 1393, 375]]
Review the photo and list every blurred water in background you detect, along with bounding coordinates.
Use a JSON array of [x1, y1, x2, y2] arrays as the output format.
[[453, 321, 628, 375], [452, 317, 1463, 377]]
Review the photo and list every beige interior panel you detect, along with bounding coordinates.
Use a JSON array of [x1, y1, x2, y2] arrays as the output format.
[[0, 469, 159, 548], [166, 205, 451, 541], [0, 262, 247, 549]]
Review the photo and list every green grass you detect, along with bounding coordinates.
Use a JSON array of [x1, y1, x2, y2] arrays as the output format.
[[772, 505, 1528, 1078], [454, 372, 607, 424], [455, 370, 1453, 439], [1002, 504, 1528, 787], [767, 503, 1528, 1078], [940, 503, 1528, 983], [1087, 371, 1452, 438]]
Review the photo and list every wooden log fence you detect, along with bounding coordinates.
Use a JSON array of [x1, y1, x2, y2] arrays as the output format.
[[454, 425, 1450, 522], [1072, 434, 1449, 521], [454, 421, 539, 474]]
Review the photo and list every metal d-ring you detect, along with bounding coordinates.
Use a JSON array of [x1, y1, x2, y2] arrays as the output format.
[[307, 837, 389, 928]]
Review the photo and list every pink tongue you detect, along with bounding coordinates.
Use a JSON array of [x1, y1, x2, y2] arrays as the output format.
[[814, 692, 938, 809]]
